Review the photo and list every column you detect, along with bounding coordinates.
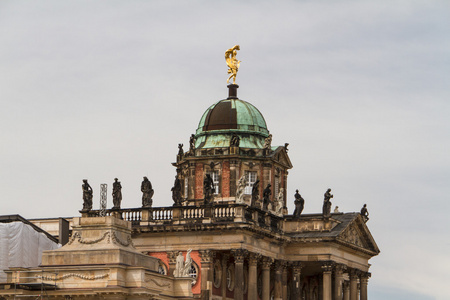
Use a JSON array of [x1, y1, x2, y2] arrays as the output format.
[[322, 262, 333, 300], [343, 281, 350, 300], [360, 272, 370, 300], [282, 262, 288, 300], [248, 253, 259, 300], [334, 264, 346, 300], [349, 269, 359, 300], [262, 257, 273, 300], [233, 249, 246, 300], [221, 254, 229, 300], [199, 250, 214, 300], [274, 261, 283, 300], [292, 261, 303, 300]]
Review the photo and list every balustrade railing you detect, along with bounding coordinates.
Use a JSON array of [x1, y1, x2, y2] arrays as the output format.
[[182, 207, 203, 219], [152, 207, 173, 221], [214, 205, 235, 220]]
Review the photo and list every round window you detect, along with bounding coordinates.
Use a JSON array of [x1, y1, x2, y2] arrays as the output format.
[[213, 261, 222, 288], [226, 265, 235, 291]]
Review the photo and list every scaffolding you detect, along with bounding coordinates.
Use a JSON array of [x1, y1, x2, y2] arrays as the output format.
[[9, 270, 57, 300]]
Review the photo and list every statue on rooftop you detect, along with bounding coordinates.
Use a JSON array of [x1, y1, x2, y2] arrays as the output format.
[[293, 189, 305, 218], [360, 204, 369, 223], [189, 134, 196, 154], [171, 175, 182, 206], [323, 188, 333, 219], [82, 179, 93, 211], [230, 133, 240, 147], [236, 175, 248, 204], [251, 179, 260, 207], [141, 177, 154, 208], [225, 45, 241, 84], [204, 174, 215, 205], [112, 178, 122, 209], [264, 134, 272, 152], [263, 184, 272, 210], [178, 143, 184, 156], [275, 188, 284, 215]]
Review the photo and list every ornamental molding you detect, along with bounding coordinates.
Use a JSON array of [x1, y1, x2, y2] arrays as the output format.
[[38, 273, 109, 281], [68, 231, 133, 247], [111, 231, 134, 247], [146, 278, 172, 288]]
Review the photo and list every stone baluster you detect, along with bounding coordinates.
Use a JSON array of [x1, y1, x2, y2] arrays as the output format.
[[360, 272, 370, 300], [261, 257, 273, 300], [322, 262, 333, 300], [248, 253, 260, 300], [232, 249, 246, 300]]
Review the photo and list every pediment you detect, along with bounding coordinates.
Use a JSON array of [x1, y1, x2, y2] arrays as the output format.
[[271, 147, 293, 169], [337, 216, 380, 255]]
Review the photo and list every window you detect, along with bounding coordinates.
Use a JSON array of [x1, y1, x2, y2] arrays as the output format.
[[184, 177, 188, 199], [244, 171, 257, 194], [158, 263, 167, 275], [189, 262, 199, 286], [209, 171, 219, 195], [213, 261, 222, 288]]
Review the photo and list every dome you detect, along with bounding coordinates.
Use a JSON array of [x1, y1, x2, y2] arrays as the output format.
[[195, 97, 269, 149]]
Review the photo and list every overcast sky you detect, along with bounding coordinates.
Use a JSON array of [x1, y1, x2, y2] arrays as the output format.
[[1, 1, 449, 299]]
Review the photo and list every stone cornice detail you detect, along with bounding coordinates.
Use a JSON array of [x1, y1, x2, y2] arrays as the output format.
[[38, 272, 109, 281]]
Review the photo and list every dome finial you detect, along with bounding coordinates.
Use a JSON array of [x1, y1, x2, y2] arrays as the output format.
[[227, 84, 239, 99], [225, 45, 241, 85]]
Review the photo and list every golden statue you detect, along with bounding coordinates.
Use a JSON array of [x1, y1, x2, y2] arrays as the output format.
[[225, 45, 241, 84]]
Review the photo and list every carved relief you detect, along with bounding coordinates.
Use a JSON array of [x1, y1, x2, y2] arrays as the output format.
[[38, 273, 109, 281], [68, 231, 110, 245], [340, 224, 367, 248]]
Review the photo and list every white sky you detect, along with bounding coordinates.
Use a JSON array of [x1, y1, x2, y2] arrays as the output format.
[[1, 1, 449, 299]]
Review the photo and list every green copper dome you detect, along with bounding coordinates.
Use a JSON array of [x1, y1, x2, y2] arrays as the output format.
[[195, 98, 269, 149]]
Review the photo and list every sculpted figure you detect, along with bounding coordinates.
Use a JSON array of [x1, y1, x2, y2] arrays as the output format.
[[178, 143, 184, 156], [174, 251, 184, 277], [82, 179, 93, 211], [230, 133, 240, 147], [189, 134, 196, 154], [141, 177, 154, 208], [225, 45, 241, 84], [251, 179, 260, 207], [112, 178, 122, 209], [171, 175, 182, 206], [263, 184, 272, 210], [293, 189, 305, 218], [275, 188, 284, 215], [334, 206, 340, 213], [183, 249, 193, 277], [236, 175, 247, 204], [203, 174, 215, 205], [360, 204, 369, 222], [264, 134, 272, 150], [323, 188, 333, 219]]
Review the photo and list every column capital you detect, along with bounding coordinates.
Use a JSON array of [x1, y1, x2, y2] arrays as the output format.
[[291, 261, 304, 273], [274, 260, 285, 272], [199, 250, 215, 263], [360, 272, 371, 282], [167, 251, 179, 264], [232, 249, 247, 264], [343, 280, 350, 290], [248, 252, 261, 265], [261, 256, 274, 269], [334, 263, 347, 273], [321, 261, 334, 273], [349, 268, 361, 279]]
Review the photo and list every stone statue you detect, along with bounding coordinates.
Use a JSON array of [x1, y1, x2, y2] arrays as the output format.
[[264, 134, 272, 150], [236, 175, 247, 204], [323, 188, 333, 219], [225, 45, 241, 84], [178, 143, 184, 156], [141, 177, 154, 208], [183, 249, 193, 277], [293, 189, 305, 218], [284, 143, 289, 152], [263, 184, 272, 210], [275, 188, 284, 215], [171, 175, 182, 206], [360, 204, 369, 222], [174, 251, 184, 277], [112, 178, 122, 209], [189, 134, 196, 154], [82, 179, 93, 211], [251, 179, 260, 207], [230, 133, 240, 147], [203, 174, 215, 205], [334, 206, 340, 213]]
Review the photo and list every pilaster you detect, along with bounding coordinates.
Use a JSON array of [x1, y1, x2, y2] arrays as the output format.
[[321, 262, 333, 300], [261, 257, 273, 300], [360, 272, 371, 300], [232, 249, 246, 300], [248, 253, 260, 300]]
